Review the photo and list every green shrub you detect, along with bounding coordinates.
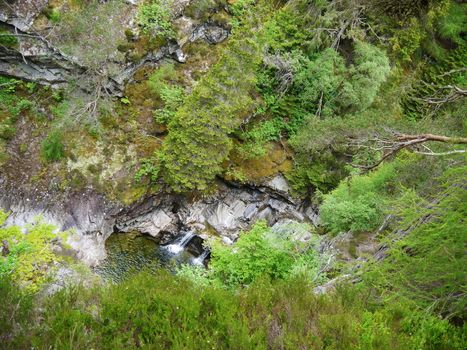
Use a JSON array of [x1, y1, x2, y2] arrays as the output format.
[[209, 221, 295, 286], [294, 42, 390, 117], [437, 2, 467, 45], [153, 85, 185, 124], [0, 79, 33, 141], [341, 41, 391, 112], [137, 0, 175, 39], [207, 220, 327, 287], [134, 157, 160, 182], [0, 211, 68, 292], [320, 161, 398, 234], [41, 131, 64, 162], [294, 48, 346, 118]]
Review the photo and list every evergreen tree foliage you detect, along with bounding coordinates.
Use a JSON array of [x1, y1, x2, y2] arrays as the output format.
[[364, 166, 467, 320], [159, 5, 264, 192], [41, 131, 64, 162]]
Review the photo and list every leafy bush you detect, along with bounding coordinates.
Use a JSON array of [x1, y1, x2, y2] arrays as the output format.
[[320, 161, 398, 234], [0, 211, 68, 292], [207, 220, 328, 287], [137, 0, 175, 39], [41, 131, 64, 162], [209, 221, 296, 286]]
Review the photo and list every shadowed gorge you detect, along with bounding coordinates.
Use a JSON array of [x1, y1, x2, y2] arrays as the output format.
[[0, 0, 465, 349]]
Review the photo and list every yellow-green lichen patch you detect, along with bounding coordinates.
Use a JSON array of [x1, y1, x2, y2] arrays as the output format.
[[66, 140, 141, 202]]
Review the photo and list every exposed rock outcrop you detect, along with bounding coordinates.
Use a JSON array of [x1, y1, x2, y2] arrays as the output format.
[[115, 175, 317, 243], [0, 174, 319, 266], [0, 21, 88, 85], [0, 0, 48, 31], [0, 0, 231, 95], [0, 177, 120, 266]]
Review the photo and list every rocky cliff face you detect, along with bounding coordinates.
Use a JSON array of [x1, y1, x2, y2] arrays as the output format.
[[0, 174, 318, 266], [0, 0, 230, 96], [0, 0, 48, 31]]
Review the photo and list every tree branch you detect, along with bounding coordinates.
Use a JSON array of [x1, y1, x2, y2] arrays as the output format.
[[352, 133, 467, 171]]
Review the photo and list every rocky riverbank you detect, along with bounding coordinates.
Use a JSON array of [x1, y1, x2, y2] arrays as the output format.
[[0, 173, 319, 266]]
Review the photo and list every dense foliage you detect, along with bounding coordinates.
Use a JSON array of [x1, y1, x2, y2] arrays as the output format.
[[158, 4, 264, 192], [137, 0, 175, 39], [1, 268, 465, 349], [364, 166, 467, 321], [177, 220, 330, 288]]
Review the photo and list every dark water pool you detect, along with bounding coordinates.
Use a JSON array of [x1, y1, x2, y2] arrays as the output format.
[[94, 232, 197, 283]]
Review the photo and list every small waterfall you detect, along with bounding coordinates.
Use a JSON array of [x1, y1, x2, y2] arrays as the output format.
[[192, 249, 210, 266], [165, 231, 195, 254]]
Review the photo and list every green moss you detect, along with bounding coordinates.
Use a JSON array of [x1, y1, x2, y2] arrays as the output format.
[[226, 142, 292, 182], [0, 30, 18, 48]]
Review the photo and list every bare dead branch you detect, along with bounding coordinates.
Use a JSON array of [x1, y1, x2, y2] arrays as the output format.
[[414, 150, 466, 156], [351, 133, 467, 171]]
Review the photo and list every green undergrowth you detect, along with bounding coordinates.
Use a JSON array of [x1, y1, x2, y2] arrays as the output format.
[[178, 220, 330, 288], [1, 165, 466, 348], [363, 165, 467, 322], [1, 269, 464, 349], [0, 210, 69, 292], [137, 0, 175, 39]]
